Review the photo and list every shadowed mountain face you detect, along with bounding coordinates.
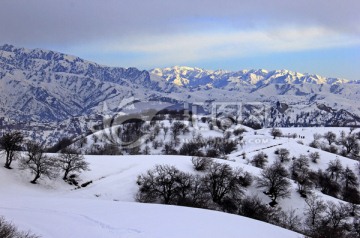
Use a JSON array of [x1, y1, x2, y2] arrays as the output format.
[[0, 44, 160, 122], [0, 44, 359, 132]]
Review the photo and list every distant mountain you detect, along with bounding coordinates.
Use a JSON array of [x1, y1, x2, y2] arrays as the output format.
[[0, 44, 360, 144], [150, 66, 354, 88], [150, 66, 360, 127], [0, 44, 160, 122]]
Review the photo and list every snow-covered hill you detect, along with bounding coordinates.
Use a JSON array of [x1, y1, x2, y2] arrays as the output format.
[[1, 123, 360, 237], [0, 155, 301, 238]]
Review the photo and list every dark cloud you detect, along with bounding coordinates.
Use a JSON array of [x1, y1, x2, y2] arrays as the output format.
[[0, 0, 358, 47]]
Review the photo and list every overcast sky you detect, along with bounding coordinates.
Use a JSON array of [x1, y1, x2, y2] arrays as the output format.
[[0, 0, 359, 79]]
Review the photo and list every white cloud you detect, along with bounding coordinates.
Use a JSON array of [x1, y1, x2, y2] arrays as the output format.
[[98, 26, 360, 67]]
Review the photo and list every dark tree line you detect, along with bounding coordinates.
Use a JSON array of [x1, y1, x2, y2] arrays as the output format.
[[83, 117, 243, 156], [176, 137, 238, 159], [136, 159, 360, 237], [303, 194, 360, 238], [0, 130, 90, 185], [310, 130, 360, 160], [18, 143, 89, 184], [136, 161, 252, 212]]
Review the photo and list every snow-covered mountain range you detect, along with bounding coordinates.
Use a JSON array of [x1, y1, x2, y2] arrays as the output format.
[[150, 66, 353, 88], [0, 44, 360, 143], [0, 44, 161, 122]]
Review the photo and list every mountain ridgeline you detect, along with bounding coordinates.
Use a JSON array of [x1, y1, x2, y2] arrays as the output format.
[[0, 44, 359, 142]]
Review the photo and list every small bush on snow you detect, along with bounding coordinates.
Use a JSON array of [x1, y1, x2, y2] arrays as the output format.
[[191, 157, 212, 171]]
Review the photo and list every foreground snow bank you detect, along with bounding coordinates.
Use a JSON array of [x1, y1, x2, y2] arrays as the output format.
[[0, 196, 300, 238], [0, 155, 301, 238]]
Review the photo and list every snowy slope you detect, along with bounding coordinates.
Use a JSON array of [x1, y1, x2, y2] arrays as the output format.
[[1, 197, 300, 238], [0, 155, 301, 238], [1, 125, 359, 237], [72, 123, 360, 215]]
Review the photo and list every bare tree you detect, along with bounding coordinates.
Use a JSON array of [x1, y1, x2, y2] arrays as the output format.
[[179, 141, 203, 156], [311, 201, 349, 238], [0, 131, 24, 169], [341, 166, 358, 190], [58, 148, 89, 180], [170, 121, 187, 142], [257, 161, 291, 205], [291, 155, 312, 196], [309, 139, 321, 149], [275, 148, 290, 163], [280, 209, 302, 232], [202, 162, 244, 204], [318, 169, 341, 197], [136, 164, 181, 204], [25, 142, 44, 164], [239, 195, 272, 222], [340, 133, 359, 155], [290, 155, 309, 178], [325, 201, 349, 229], [20, 143, 57, 184], [251, 152, 268, 168], [326, 158, 343, 181], [161, 143, 177, 155], [136, 165, 210, 208], [191, 157, 212, 171], [186, 174, 210, 208], [309, 151, 320, 163], [304, 194, 326, 228], [173, 171, 193, 204], [324, 131, 337, 145], [270, 128, 282, 139]]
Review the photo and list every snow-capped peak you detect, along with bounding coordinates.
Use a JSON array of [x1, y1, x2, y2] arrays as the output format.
[[150, 66, 356, 88]]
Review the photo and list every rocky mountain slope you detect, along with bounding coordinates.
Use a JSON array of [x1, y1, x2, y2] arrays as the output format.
[[0, 44, 164, 122], [0, 44, 360, 144]]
